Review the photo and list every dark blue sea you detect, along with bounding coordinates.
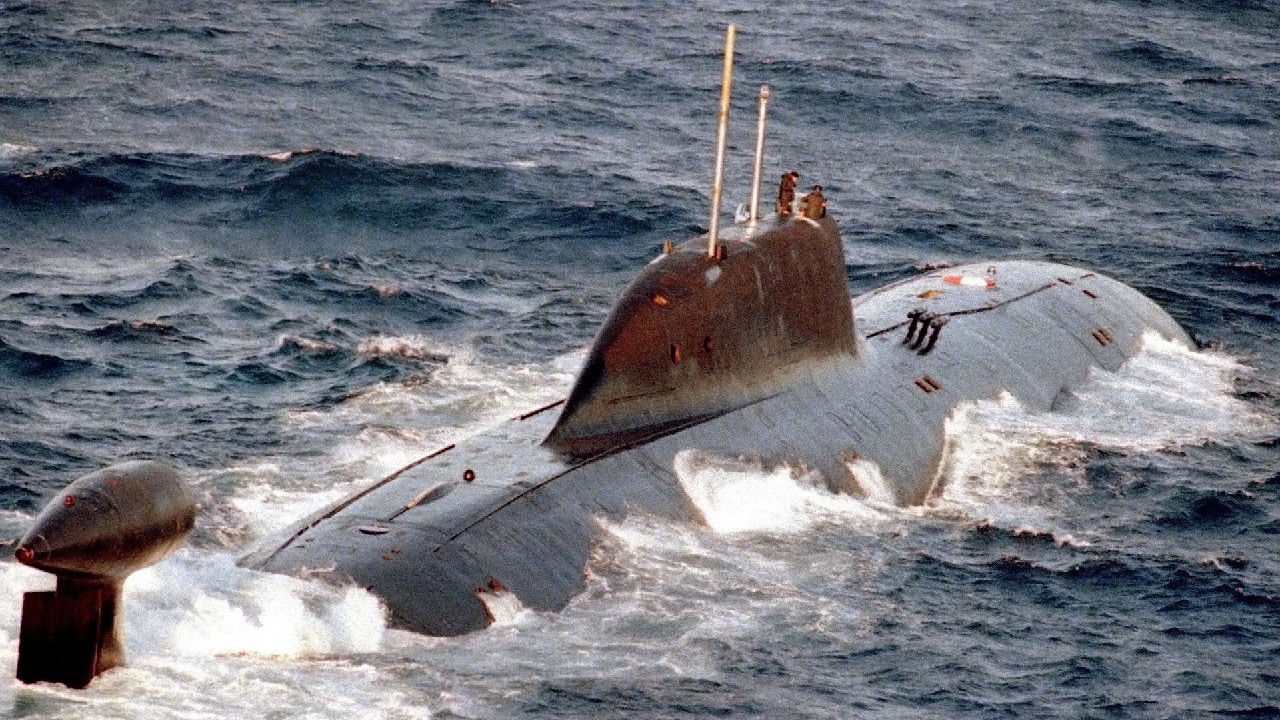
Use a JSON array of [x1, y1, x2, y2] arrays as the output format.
[[2, 1, 1279, 718]]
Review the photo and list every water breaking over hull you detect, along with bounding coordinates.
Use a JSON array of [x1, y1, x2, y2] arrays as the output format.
[[239, 214, 1192, 636]]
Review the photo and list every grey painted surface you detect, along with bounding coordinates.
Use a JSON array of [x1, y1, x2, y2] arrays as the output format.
[[241, 259, 1192, 636]]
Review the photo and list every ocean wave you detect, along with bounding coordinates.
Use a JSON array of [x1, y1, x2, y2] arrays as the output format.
[[277, 335, 344, 355], [1101, 40, 1218, 75], [123, 551, 386, 659], [673, 449, 885, 535], [0, 143, 37, 161], [87, 319, 183, 341], [918, 333, 1277, 552], [356, 335, 451, 363], [0, 163, 129, 205], [1, 149, 678, 264], [1153, 487, 1268, 530], [0, 335, 91, 380]]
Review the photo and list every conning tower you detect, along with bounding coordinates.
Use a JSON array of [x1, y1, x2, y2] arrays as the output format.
[[546, 26, 858, 456], [544, 217, 857, 456]]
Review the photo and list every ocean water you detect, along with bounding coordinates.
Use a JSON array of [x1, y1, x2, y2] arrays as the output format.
[[2, 1, 1279, 718]]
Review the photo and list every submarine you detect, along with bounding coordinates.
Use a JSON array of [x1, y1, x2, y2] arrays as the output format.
[[14, 26, 1193, 685]]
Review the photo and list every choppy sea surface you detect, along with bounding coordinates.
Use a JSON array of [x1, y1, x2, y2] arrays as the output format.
[[2, 1, 1279, 718]]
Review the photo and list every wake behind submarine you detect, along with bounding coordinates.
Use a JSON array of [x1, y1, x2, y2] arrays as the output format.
[[15, 26, 1192, 686]]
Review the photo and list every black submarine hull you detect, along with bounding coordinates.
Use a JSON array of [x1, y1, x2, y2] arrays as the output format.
[[240, 217, 1192, 636]]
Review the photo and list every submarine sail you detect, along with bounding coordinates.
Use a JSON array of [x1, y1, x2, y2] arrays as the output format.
[[544, 213, 857, 457]]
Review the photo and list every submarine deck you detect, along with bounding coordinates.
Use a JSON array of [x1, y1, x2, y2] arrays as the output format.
[[242, 259, 1191, 635]]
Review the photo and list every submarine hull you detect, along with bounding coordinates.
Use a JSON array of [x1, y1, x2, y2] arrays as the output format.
[[241, 256, 1191, 636]]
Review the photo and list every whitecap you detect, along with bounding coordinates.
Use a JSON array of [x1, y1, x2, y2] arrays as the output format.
[[124, 551, 386, 659], [672, 449, 888, 535], [929, 333, 1275, 523]]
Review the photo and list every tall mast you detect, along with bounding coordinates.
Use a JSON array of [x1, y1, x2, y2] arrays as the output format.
[[747, 84, 770, 222], [706, 24, 736, 258]]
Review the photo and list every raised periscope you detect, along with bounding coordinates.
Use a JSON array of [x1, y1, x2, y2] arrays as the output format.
[[13, 461, 194, 688]]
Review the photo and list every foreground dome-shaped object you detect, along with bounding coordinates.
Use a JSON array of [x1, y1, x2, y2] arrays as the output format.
[[14, 461, 194, 689]]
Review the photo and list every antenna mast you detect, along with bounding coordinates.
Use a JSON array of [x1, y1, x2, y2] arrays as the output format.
[[747, 84, 770, 222], [706, 24, 736, 258]]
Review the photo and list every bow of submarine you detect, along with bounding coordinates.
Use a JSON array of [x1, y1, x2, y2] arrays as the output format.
[[238, 214, 1193, 636]]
